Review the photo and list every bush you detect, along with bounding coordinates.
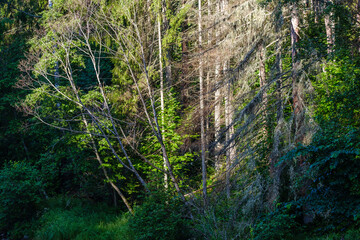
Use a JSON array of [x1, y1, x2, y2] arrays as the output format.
[[128, 191, 193, 240], [0, 161, 44, 236], [252, 203, 302, 240]]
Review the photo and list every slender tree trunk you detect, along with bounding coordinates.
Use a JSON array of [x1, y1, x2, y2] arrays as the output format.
[[180, 0, 188, 104], [199, 0, 207, 206], [165, 53, 172, 88], [206, 0, 211, 155], [83, 117, 134, 214], [158, 1, 168, 189], [259, 43, 267, 137], [224, 62, 234, 199], [324, 0, 335, 54], [291, 3, 304, 144], [268, 43, 283, 209], [224, 64, 230, 198], [214, 0, 222, 172], [312, 0, 319, 23], [21, 137, 29, 161], [358, 0, 360, 53], [221, 0, 233, 199], [49, 0, 59, 87], [162, 1, 172, 88]]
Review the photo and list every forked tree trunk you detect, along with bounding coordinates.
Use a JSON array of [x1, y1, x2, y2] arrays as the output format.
[[64, 50, 134, 213]]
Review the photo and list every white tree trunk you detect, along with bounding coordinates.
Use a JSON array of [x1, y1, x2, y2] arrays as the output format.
[[158, 2, 168, 189], [222, 0, 233, 199], [358, 0, 360, 53], [214, 0, 222, 172], [324, 0, 335, 54], [199, 0, 207, 206]]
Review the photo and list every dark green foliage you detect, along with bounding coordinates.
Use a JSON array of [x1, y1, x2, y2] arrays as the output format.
[[128, 191, 193, 240], [0, 0, 46, 165], [0, 161, 44, 235], [278, 55, 360, 233], [283, 122, 360, 232], [253, 203, 302, 240]]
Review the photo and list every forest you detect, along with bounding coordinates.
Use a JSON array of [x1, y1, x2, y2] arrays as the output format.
[[1, 0, 360, 239]]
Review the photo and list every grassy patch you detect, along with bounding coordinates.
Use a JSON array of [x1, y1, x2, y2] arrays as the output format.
[[34, 197, 132, 240]]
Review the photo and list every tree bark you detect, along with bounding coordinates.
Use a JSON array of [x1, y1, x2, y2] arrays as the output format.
[[358, 0, 360, 53], [206, 0, 211, 156], [157, 0, 168, 189], [291, 3, 304, 144], [214, 0, 222, 172], [199, 0, 207, 206], [259, 42, 267, 137], [222, 0, 233, 199], [224, 63, 234, 199], [268, 43, 283, 210], [324, 0, 335, 54]]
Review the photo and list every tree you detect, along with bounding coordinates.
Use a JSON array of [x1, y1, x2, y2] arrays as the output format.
[[198, 0, 207, 206], [20, 0, 195, 209]]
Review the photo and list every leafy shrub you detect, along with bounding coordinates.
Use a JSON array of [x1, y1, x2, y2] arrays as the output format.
[[192, 197, 248, 240], [0, 161, 44, 236], [128, 191, 193, 240], [282, 122, 360, 231], [253, 203, 302, 240]]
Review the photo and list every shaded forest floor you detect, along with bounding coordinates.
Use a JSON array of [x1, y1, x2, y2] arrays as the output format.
[[3, 195, 360, 240]]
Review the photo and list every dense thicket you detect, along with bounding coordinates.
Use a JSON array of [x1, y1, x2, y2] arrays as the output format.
[[1, 0, 360, 239]]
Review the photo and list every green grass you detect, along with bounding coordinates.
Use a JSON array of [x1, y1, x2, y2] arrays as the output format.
[[33, 197, 133, 240]]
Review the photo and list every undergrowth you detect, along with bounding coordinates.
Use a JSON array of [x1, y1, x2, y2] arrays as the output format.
[[33, 197, 132, 240]]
